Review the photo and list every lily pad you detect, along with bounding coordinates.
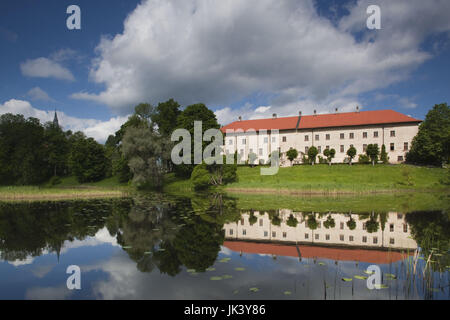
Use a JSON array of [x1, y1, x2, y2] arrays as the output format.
[[235, 267, 246, 271], [187, 269, 196, 273], [249, 287, 259, 292], [122, 246, 132, 249], [385, 273, 397, 279], [342, 278, 353, 282], [284, 291, 292, 295], [210, 276, 223, 281], [144, 251, 152, 255], [318, 262, 325, 266], [233, 290, 239, 295], [354, 275, 368, 280], [374, 284, 389, 289], [222, 275, 233, 279], [364, 270, 375, 275], [219, 258, 231, 263], [206, 267, 216, 271]]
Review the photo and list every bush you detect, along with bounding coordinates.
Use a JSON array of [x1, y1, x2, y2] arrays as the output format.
[[286, 214, 298, 227], [49, 175, 62, 186], [358, 154, 370, 164], [190, 163, 211, 191]]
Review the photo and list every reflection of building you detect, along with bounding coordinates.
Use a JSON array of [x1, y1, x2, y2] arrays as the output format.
[[223, 211, 417, 257], [221, 109, 421, 165]]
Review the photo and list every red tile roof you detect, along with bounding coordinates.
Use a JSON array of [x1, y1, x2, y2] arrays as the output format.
[[223, 241, 413, 264], [220, 110, 421, 133]]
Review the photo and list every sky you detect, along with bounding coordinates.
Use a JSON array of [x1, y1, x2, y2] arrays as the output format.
[[0, 0, 449, 142]]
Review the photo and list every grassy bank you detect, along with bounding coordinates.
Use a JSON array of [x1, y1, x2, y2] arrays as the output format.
[[0, 176, 130, 201], [165, 164, 448, 195]]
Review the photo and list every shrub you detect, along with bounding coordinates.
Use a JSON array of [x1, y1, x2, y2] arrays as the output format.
[[358, 154, 370, 164], [190, 163, 211, 191]]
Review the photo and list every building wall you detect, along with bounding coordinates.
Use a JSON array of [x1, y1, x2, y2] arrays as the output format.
[[225, 122, 419, 165], [223, 211, 417, 250]]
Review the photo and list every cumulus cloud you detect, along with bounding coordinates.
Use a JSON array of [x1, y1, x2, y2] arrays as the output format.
[[26, 87, 54, 102], [0, 99, 129, 143], [20, 57, 75, 81]]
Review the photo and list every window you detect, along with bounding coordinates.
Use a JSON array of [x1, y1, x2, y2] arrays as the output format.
[[404, 142, 409, 151], [283, 232, 287, 238], [326, 134, 330, 140], [326, 234, 330, 240], [315, 234, 319, 240], [259, 219, 263, 226], [272, 137, 276, 143], [305, 146, 309, 153], [272, 231, 276, 238], [350, 133, 354, 139], [397, 213, 403, 219], [390, 224, 394, 232], [282, 136, 287, 142], [305, 233, 309, 239], [240, 149, 244, 155], [390, 143, 395, 151], [398, 156, 404, 162], [230, 229, 233, 235], [241, 218, 244, 225], [340, 235, 344, 241], [264, 137, 268, 143], [318, 146, 321, 154], [340, 222, 344, 230], [340, 145, 344, 153], [242, 139, 246, 145], [264, 231, 268, 237], [374, 131, 379, 138], [362, 236, 367, 243], [305, 135, 309, 142], [315, 134, 319, 141], [229, 139, 233, 145], [363, 132, 368, 138], [373, 237, 378, 244], [349, 236, 354, 242], [317, 222, 321, 229], [326, 145, 330, 150], [390, 238, 395, 245], [259, 148, 263, 156], [340, 133, 345, 139], [390, 130, 396, 137], [242, 229, 246, 235], [403, 224, 408, 233], [363, 144, 368, 152]]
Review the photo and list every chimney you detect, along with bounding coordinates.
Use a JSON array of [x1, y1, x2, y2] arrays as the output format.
[[273, 113, 277, 119], [356, 105, 360, 113], [335, 107, 338, 114], [238, 116, 242, 121], [299, 111, 302, 116], [314, 110, 317, 116]]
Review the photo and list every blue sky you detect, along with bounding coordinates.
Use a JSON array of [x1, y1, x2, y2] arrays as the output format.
[[1, 0, 449, 141]]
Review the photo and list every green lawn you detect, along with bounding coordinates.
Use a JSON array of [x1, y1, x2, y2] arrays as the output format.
[[165, 164, 449, 195], [226, 164, 448, 193]]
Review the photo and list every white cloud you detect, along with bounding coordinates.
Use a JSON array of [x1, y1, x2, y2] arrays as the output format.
[[71, 0, 450, 123], [26, 87, 54, 102], [0, 99, 129, 143], [20, 57, 75, 81]]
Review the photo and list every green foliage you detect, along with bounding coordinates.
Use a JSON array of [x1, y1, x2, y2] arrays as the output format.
[[346, 146, 357, 164], [323, 215, 336, 229], [248, 152, 258, 166], [364, 214, 379, 233], [190, 157, 238, 191], [366, 144, 379, 165], [323, 148, 336, 165], [248, 212, 258, 226], [406, 103, 450, 166], [69, 135, 108, 183], [346, 217, 356, 230], [286, 148, 298, 164], [307, 146, 318, 164], [380, 144, 389, 164], [307, 214, 318, 230], [286, 214, 298, 227], [191, 163, 211, 191], [151, 99, 181, 137], [49, 175, 62, 186], [358, 154, 370, 164]]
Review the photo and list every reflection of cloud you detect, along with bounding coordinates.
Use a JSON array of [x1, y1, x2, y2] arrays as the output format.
[[25, 285, 74, 300], [30, 265, 54, 279], [6, 256, 35, 267], [60, 227, 119, 254]]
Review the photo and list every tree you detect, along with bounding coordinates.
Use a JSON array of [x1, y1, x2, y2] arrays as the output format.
[[406, 103, 450, 166], [323, 148, 335, 166], [286, 148, 298, 165], [346, 215, 356, 230], [151, 99, 181, 137], [323, 215, 336, 229], [191, 163, 212, 191], [44, 122, 70, 177], [190, 156, 237, 190], [69, 135, 108, 183], [366, 144, 379, 166], [307, 146, 318, 165], [380, 144, 389, 164], [248, 152, 258, 166], [175, 103, 220, 177], [346, 146, 357, 165], [286, 214, 298, 227]]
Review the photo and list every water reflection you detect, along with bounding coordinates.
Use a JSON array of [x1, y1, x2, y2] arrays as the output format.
[[0, 194, 448, 299]]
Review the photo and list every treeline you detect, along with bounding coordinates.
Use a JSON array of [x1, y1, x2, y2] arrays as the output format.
[[0, 113, 108, 185]]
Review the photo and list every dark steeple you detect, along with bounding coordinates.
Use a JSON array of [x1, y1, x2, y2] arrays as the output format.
[[53, 109, 59, 127]]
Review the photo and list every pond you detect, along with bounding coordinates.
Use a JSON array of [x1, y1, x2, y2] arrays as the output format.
[[0, 193, 448, 300]]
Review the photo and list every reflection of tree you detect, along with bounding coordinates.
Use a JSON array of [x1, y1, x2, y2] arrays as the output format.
[[306, 213, 318, 230], [323, 215, 335, 229], [286, 214, 298, 228], [405, 210, 450, 271], [360, 212, 379, 233], [346, 216, 356, 230], [248, 211, 258, 226]]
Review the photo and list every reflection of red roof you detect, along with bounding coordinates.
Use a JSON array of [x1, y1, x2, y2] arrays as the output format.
[[223, 241, 412, 264], [220, 110, 421, 133]]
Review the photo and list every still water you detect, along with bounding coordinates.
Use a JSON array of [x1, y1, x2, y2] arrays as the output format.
[[0, 193, 448, 300]]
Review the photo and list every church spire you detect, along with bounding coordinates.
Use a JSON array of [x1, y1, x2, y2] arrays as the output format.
[[53, 109, 59, 127]]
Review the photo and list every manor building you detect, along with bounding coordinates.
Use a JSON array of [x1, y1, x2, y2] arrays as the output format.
[[220, 109, 421, 165]]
